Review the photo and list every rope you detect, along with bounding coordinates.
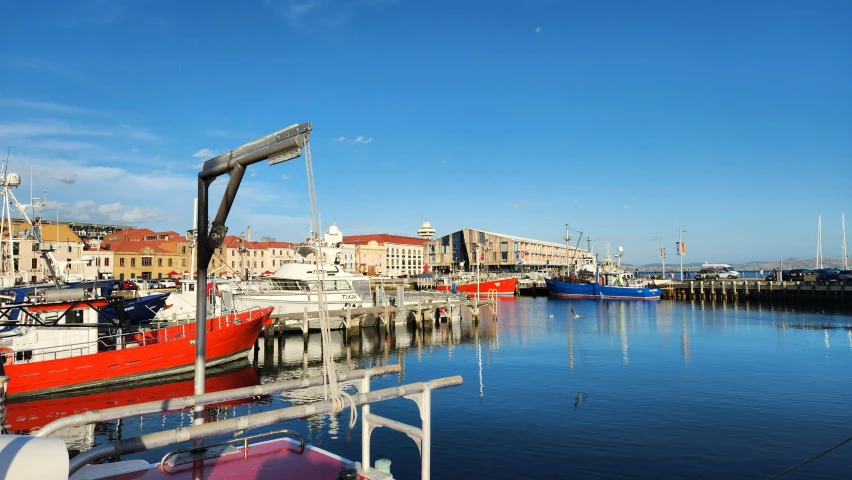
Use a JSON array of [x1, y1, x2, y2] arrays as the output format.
[[764, 434, 852, 479], [303, 140, 357, 434]]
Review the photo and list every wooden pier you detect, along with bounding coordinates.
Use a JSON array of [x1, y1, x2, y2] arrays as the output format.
[[263, 294, 497, 337], [661, 279, 852, 309]]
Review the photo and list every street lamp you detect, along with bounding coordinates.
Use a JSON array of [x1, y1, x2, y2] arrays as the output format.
[[653, 236, 665, 278]]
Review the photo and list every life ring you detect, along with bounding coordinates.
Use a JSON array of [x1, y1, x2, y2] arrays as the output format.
[[0, 346, 13, 365]]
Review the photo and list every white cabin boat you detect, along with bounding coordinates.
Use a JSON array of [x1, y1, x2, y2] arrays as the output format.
[[221, 262, 373, 330]]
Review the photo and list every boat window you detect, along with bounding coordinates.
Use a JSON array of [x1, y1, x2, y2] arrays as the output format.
[[351, 279, 370, 299], [15, 350, 32, 362], [271, 279, 305, 291], [336, 280, 350, 290]]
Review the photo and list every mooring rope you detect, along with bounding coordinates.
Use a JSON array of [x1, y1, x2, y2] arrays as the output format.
[[303, 140, 357, 434]]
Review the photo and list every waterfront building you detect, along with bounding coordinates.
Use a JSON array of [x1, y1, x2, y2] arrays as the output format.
[[102, 228, 190, 280], [3, 220, 113, 282], [343, 234, 427, 277], [425, 228, 592, 274]]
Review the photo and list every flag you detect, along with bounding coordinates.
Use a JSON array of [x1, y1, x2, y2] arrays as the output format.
[[675, 242, 680, 255], [681, 242, 686, 254]]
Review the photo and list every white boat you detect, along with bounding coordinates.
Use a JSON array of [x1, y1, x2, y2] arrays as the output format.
[[220, 262, 373, 330]]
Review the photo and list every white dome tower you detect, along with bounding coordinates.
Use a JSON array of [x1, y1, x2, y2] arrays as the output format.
[[417, 219, 436, 240]]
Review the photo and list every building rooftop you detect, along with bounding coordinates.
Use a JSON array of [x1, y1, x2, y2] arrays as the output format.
[[343, 234, 428, 246]]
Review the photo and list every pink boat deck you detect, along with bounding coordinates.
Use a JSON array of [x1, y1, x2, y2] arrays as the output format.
[[94, 438, 356, 480]]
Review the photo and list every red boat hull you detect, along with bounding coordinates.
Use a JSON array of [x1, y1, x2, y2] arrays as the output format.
[[4, 307, 271, 398], [437, 277, 518, 297], [6, 364, 261, 433]]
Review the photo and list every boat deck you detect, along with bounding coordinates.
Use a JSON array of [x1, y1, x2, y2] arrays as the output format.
[[74, 438, 355, 480]]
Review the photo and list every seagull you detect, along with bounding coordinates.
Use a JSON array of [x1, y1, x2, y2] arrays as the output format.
[[549, 314, 554, 318], [570, 308, 584, 319]]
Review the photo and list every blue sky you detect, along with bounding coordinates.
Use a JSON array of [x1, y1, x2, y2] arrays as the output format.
[[0, 0, 849, 264]]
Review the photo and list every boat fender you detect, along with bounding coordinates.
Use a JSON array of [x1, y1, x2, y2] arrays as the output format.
[[0, 435, 68, 480], [0, 346, 12, 365]]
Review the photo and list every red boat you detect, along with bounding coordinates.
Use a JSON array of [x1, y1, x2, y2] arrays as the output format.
[[0, 300, 271, 398], [437, 276, 518, 297], [5, 363, 260, 433]]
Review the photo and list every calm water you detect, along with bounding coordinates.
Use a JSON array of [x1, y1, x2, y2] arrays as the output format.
[[12, 298, 852, 479]]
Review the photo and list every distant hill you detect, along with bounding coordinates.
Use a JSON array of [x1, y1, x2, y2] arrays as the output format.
[[624, 257, 847, 271]]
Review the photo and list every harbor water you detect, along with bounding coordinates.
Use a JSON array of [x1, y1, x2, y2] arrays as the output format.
[[14, 297, 852, 479]]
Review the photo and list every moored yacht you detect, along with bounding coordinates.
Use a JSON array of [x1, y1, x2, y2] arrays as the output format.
[[221, 261, 373, 330]]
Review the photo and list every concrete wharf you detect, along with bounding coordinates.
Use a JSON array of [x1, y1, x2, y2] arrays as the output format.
[[661, 278, 852, 309]]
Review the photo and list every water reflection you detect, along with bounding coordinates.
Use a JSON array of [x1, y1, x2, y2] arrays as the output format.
[[28, 295, 852, 479], [7, 361, 259, 455]]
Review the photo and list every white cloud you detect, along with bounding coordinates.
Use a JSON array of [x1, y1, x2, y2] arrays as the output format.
[[535, 27, 541, 33], [281, 175, 290, 180], [623, 204, 633, 209], [0, 121, 111, 138], [511, 203, 521, 209], [333, 136, 346, 142], [132, 147, 139, 153], [354, 135, 373, 144], [192, 148, 217, 158], [0, 121, 159, 142], [0, 98, 103, 115]]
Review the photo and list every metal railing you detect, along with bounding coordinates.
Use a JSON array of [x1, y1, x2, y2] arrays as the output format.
[[36, 365, 399, 438], [64, 369, 461, 480]]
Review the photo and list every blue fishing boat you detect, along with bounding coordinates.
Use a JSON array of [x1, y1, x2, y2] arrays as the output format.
[[597, 276, 661, 300], [545, 240, 661, 300], [544, 277, 596, 298], [100, 292, 170, 325]]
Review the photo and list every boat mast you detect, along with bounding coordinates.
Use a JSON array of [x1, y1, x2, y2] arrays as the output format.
[[843, 212, 848, 270], [564, 224, 571, 275], [816, 213, 823, 269], [0, 148, 12, 281]]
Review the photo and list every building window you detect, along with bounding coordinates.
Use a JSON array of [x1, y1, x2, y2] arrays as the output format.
[[120, 258, 125, 267], [232, 261, 235, 268], [105, 258, 110, 267], [68, 245, 72, 253], [168, 258, 173, 267], [261, 261, 264, 268], [158, 258, 163, 267], [182, 246, 187, 254], [501, 242, 508, 262], [142, 257, 152, 267], [31, 258, 37, 269], [131, 258, 137, 267], [182, 259, 187, 267]]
